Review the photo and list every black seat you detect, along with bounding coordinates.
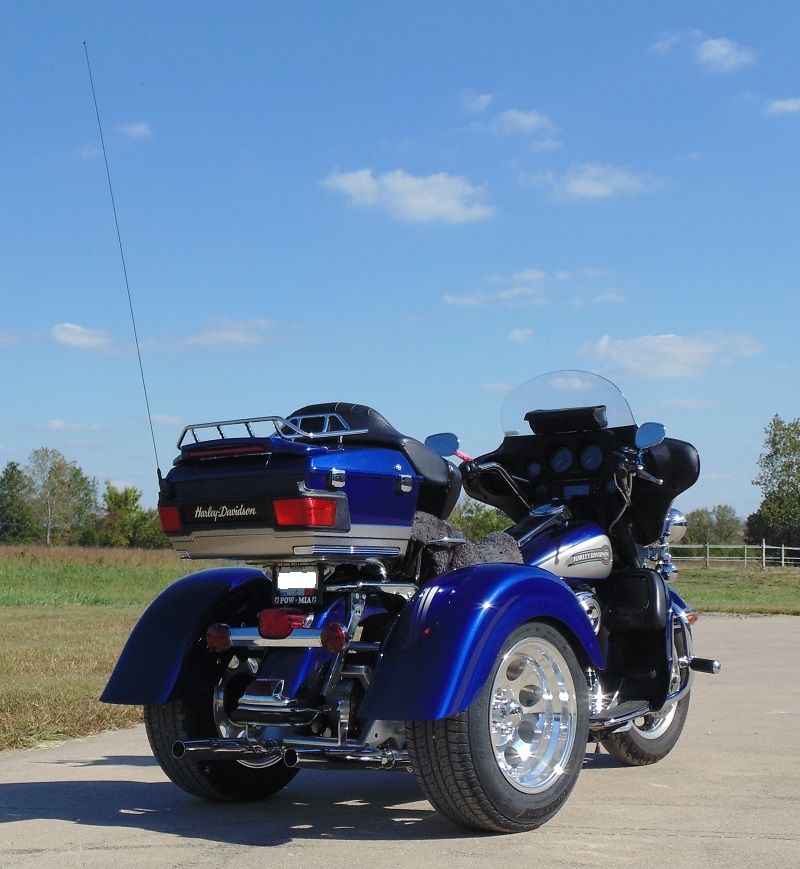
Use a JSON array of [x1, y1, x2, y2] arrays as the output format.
[[287, 402, 462, 519]]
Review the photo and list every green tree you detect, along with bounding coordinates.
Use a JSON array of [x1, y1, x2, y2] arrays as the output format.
[[748, 414, 800, 546], [449, 497, 511, 542], [25, 448, 98, 545], [684, 505, 743, 545], [97, 483, 168, 548], [0, 461, 39, 543]]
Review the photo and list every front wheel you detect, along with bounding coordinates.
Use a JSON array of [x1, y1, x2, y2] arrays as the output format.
[[406, 621, 589, 833], [600, 693, 690, 765]]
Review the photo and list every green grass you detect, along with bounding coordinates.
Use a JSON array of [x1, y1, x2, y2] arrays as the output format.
[[672, 564, 800, 615], [0, 546, 798, 752]]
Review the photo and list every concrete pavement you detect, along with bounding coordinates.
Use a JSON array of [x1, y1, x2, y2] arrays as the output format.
[[1, 614, 797, 868]]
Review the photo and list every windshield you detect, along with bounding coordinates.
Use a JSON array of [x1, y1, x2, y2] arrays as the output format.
[[501, 370, 636, 436]]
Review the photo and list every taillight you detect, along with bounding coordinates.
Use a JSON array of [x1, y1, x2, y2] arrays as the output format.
[[258, 608, 307, 639], [159, 505, 182, 533], [273, 497, 337, 527], [206, 622, 231, 652]]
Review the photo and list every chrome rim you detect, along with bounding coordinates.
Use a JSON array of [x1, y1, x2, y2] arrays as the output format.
[[631, 703, 678, 740], [489, 636, 578, 794]]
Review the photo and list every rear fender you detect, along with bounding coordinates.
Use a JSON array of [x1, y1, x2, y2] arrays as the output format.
[[100, 566, 269, 705], [358, 563, 603, 722]]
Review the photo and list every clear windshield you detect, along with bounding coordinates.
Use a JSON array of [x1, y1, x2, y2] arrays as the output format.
[[501, 370, 636, 436]]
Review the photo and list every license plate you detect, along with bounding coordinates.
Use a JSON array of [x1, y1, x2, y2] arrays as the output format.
[[271, 566, 320, 605]]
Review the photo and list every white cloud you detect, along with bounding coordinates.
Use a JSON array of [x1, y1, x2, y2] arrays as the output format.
[[581, 332, 763, 378], [489, 109, 554, 135], [695, 37, 756, 72], [0, 331, 20, 347], [765, 98, 800, 115], [44, 419, 102, 432], [116, 121, 153, 139], [180, 318, 277, 347], [51, 323, 112, 350], [651, 31, 755, 73], [527, 163, 659, 200], [461, 90, 496, 113], [152, 413, 183, 427], [323, 168, 494, 224], [508, 328, 533, 344]]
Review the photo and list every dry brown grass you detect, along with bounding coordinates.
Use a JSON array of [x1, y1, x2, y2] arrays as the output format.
[[0, 605, 144, 751]]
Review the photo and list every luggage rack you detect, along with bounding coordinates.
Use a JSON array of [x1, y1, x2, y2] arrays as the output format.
[[177, 413, 369, 449]]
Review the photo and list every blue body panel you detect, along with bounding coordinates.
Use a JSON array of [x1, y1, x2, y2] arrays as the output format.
[[100, 565, 268, 705], [358, 563, 603, 722]]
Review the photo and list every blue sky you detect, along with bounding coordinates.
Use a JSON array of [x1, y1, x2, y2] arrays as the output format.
[[2, 2, 799, 519]]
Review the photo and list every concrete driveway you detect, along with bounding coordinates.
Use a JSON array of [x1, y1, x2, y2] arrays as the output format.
[[1, 614, 797, 868]]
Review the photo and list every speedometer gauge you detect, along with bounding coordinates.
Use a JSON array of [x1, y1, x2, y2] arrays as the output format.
[[579, 444, 603, 472], [549, 447, 573, 473]]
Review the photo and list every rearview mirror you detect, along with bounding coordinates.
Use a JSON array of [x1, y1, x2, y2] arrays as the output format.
[[635, 422, 666, 450], [425, 432, 460, 457]]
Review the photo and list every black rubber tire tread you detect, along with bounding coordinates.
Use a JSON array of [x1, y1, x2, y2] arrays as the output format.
[[144, 695, 298, 802], [406, 622, 589, 833], [601, 693, 690, 766]]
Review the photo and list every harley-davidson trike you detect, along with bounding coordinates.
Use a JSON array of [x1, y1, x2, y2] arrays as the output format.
[[102, 370, 720, 833]]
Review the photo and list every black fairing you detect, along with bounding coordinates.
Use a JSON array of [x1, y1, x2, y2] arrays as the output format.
[[630, 437, 700, 545], [287, 402, 462, 520]]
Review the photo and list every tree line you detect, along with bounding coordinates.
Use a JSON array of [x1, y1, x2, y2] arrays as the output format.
[[0, 448, 167, 548]]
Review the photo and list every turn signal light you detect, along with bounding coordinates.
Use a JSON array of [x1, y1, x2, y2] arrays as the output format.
[[259, 608, 307, 639], [273, 497, 337, 527], [206, 622, 232, 652], [158, 505, 182, 533], [320, 622, 346, 653]]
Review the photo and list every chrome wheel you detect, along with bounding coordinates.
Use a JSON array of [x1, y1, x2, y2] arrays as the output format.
[[489, 636, 579, 793]]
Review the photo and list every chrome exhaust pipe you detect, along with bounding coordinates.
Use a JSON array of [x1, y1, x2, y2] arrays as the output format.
[[172, 738, 280, 761], [282, 746, 409, 771]]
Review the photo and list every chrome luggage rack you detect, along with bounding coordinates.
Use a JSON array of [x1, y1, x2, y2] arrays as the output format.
[[177, 412, 369, 450]]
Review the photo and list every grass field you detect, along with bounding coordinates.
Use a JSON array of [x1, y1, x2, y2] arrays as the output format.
[[1, 545, 798, 752]]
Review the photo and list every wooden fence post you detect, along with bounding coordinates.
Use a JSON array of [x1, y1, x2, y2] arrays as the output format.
[[705, 542, 710, 569], [762, 539, 766, 570]]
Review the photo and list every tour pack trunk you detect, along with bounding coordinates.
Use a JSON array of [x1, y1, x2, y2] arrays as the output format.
[[157, 416, 421, 562]]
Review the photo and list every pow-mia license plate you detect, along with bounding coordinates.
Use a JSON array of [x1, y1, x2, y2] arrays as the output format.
[[271, 566, 320, 605]]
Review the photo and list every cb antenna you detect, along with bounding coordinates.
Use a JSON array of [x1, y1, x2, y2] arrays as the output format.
[[83, 43, 162, 480]]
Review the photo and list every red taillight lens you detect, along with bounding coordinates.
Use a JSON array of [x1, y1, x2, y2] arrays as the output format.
[[159, 505, 182, 532], [320, 622, 346, 653], [273, 497, 337, 527], [206, 622, 231, 652], [258, 608, 307, 639]]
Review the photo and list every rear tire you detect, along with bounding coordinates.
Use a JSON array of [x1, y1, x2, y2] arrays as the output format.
[[407, 621, 589, 833], [144, 655, 297, 802]]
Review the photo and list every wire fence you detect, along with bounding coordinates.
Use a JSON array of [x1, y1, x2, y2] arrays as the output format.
[[671, 541, 800, 568]]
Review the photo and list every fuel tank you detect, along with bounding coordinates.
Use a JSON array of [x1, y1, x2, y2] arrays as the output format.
[[520, 521, 612, 582]]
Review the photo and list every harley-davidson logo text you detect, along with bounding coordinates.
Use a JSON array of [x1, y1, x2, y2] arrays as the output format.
[[568, 545, 611, 567], [194, 504, 258, 522]]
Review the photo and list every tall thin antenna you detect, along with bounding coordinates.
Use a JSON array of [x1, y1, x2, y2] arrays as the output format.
[[83, 43, 161, 477]]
